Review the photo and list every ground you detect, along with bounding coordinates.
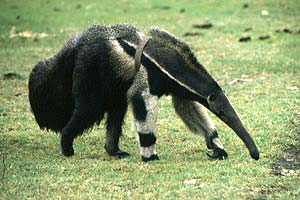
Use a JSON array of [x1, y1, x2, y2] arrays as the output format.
[[0, 0, 300, 199]]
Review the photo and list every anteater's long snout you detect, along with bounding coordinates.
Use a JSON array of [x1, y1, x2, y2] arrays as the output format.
[[207, 90, 259, 160]]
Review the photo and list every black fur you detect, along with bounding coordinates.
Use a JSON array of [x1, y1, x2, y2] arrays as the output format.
[[28, 38, 76, 132], [206, 130, 219, 149], [138, 132, 157, 147], [131, 92, 147, 121]]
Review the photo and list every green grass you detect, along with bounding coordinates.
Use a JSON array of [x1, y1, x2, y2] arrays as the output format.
[[1, 0, 300, 199]]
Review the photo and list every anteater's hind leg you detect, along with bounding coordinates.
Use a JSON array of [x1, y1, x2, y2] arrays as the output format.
[[172, 95, 228, 160], [104, 95, 129, 158], [61, 97, 105, 157]]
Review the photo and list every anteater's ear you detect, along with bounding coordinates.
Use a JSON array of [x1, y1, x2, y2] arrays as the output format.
[[149, 27, 198, 66]]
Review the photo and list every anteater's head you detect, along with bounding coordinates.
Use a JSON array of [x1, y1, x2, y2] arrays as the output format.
[[146, 27, 259, 160]]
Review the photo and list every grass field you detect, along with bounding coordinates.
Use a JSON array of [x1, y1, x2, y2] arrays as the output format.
[[1, 0, 300, 199]]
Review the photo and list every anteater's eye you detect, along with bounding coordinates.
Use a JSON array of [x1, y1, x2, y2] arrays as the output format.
[[208, 94, 216, 102]]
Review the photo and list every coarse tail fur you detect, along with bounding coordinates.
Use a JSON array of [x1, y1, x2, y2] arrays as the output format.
[[29, 24, 259, 161]]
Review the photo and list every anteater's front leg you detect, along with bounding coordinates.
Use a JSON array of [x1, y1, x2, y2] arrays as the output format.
[[172, 96, 228, 160], [130, 89, 159, 162]]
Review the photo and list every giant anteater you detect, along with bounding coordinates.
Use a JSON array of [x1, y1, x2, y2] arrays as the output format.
[[29, 24, 259, 161]]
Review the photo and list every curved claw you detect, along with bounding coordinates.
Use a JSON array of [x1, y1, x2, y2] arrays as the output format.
[[207, 148, 228, 160]]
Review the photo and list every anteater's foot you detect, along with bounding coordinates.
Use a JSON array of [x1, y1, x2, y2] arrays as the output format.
[[104, 145, 130, 159], [115, 150, 130, 159], [207, 148, 228, 160], [61, 146, 74, 157], [142, 154, 160, 162], [61, 135, 74, 157]]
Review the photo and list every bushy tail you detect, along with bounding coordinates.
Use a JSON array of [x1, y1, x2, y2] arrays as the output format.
[[28, 40, 78, 132]]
